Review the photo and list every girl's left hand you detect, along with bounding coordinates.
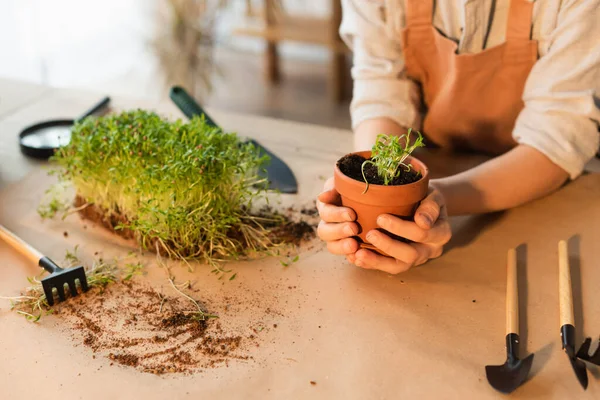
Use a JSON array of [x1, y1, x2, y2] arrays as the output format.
[[347, 187, 451, 274]]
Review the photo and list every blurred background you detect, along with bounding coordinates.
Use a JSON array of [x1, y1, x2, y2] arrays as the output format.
[[0, 0, 353, 128]]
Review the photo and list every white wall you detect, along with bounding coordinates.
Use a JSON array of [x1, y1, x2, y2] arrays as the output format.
[[0, 0, 332, 90]]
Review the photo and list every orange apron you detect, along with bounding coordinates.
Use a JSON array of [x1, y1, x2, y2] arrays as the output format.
[[401, 0, 538, 155]]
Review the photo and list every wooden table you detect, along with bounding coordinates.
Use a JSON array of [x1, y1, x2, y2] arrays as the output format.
[[1, 79, 599, 399]]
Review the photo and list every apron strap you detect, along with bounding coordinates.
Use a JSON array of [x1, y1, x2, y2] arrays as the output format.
[[506, 0, 534, 40], [405, 0, 434, 27]]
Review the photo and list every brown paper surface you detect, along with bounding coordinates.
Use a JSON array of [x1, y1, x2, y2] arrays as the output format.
[[0, 78, 50, 120], [1, 86, 600, 399]]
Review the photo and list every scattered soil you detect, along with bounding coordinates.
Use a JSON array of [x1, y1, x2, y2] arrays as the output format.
[[54, 280, 261, 375], [337, 154, 420, 185]]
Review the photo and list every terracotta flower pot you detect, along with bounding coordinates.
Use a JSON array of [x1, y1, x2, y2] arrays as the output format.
[[334, 151, 429, 254]]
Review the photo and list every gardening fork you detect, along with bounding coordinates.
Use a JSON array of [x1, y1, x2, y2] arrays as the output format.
[[577, 338, 600, 365], [0, 224, 88, 306]]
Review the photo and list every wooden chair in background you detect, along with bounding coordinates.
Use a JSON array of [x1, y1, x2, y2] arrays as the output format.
[[234, 0, 350, 103]]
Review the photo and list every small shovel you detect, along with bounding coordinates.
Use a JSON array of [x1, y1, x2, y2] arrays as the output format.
[[0, 224, 89, 306], [558, 240, 588, 389], [485, 248, 534, 394]]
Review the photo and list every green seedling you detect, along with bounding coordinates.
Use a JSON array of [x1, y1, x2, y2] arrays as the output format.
[[42, 110, 287, 265], [280, 254, 300, 267], [361, 129, 425, 193], [167, 277, 218, 321]]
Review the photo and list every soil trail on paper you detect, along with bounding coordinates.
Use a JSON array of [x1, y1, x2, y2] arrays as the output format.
[[53, 279, 284, 375]]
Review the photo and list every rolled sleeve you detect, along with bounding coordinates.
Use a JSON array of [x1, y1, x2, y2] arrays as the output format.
[[340, 0, 421, 130], [513, 0, 600, 179]]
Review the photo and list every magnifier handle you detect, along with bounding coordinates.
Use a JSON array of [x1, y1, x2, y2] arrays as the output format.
[[75, 96, 111, 122]]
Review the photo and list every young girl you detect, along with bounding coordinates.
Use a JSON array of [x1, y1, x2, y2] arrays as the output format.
[[317, 0, 600, 274]]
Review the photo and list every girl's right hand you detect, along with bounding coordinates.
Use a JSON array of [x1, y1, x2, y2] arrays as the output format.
[[316, 177, 360, 256]]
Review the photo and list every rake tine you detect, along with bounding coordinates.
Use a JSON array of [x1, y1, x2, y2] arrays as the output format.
[[68, 280, 79, 297], [77, 268, 89, 292], [55, 284, 66, 302], [577, 338, 600, 365], [42, 283, 55, 306]]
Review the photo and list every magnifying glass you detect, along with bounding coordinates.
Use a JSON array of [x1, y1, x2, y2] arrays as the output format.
[[19, 96, 111, 160]]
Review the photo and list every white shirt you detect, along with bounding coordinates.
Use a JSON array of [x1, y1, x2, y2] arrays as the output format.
[[340, 0, 600, 179]]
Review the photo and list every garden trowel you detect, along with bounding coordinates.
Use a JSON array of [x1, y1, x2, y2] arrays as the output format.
[[485, 248, 534, 394], [169, 86, 298, 194]]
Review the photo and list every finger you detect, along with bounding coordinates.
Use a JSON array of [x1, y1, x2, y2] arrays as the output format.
[[353, 249, 412, 275], [346, 253, 357, 264], [326, 238, 359, 255], [317, 187, 341, 206], [323, 176, 334, 191], [414, 190, 444, 229], [317, 202, 356, 223], [317, 220, 358, 241], [365, 230, 423, 265], [316, 177, 338, 205], [376, 214, 451, 244]]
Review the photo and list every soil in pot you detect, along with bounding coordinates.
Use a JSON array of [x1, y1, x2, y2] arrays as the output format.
[[337, 154, 421, 186]]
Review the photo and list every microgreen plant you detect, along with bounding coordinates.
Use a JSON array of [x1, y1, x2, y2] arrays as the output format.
[[42, 110, 286, 264], [361, 129, 425, 193]]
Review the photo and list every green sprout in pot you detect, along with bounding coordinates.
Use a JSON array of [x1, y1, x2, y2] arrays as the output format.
[[361, 129, 425, 193], [41, 110, 297, 266]]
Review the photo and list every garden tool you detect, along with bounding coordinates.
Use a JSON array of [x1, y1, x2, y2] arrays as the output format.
[[577, 337, 600, 365], [0, 224, 88, 306], [169, 86, 298, 194], [19, 96, 110, 159], [485, 248, 534, 394], [558, 240, 588, 390]]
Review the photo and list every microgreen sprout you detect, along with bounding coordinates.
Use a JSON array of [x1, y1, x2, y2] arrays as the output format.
[[42, 110, 289, 265], [361, 129, 425, 193], [167, 276, 218, 321]]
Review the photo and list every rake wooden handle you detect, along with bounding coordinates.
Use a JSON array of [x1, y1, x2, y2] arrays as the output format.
[[558, 240, 574, 327], [506, 248, 519, 335], [0, 224, 43, 265]]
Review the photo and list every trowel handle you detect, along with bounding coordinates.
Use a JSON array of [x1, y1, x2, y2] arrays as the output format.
[[506, 248, 519, 335], [0, 224, 44, 265], [558, 240, 574, 327]]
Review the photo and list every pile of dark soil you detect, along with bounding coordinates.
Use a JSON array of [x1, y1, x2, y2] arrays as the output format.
[[337, 154, 420, 185], [54, 280, 256, 375]]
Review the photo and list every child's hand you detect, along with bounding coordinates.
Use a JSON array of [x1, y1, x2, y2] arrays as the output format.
[[316, 177, 360, 256], [349, 187, 451, 274]]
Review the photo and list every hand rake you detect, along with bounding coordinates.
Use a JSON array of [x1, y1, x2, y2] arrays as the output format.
[[0, 224, 88, 306]]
